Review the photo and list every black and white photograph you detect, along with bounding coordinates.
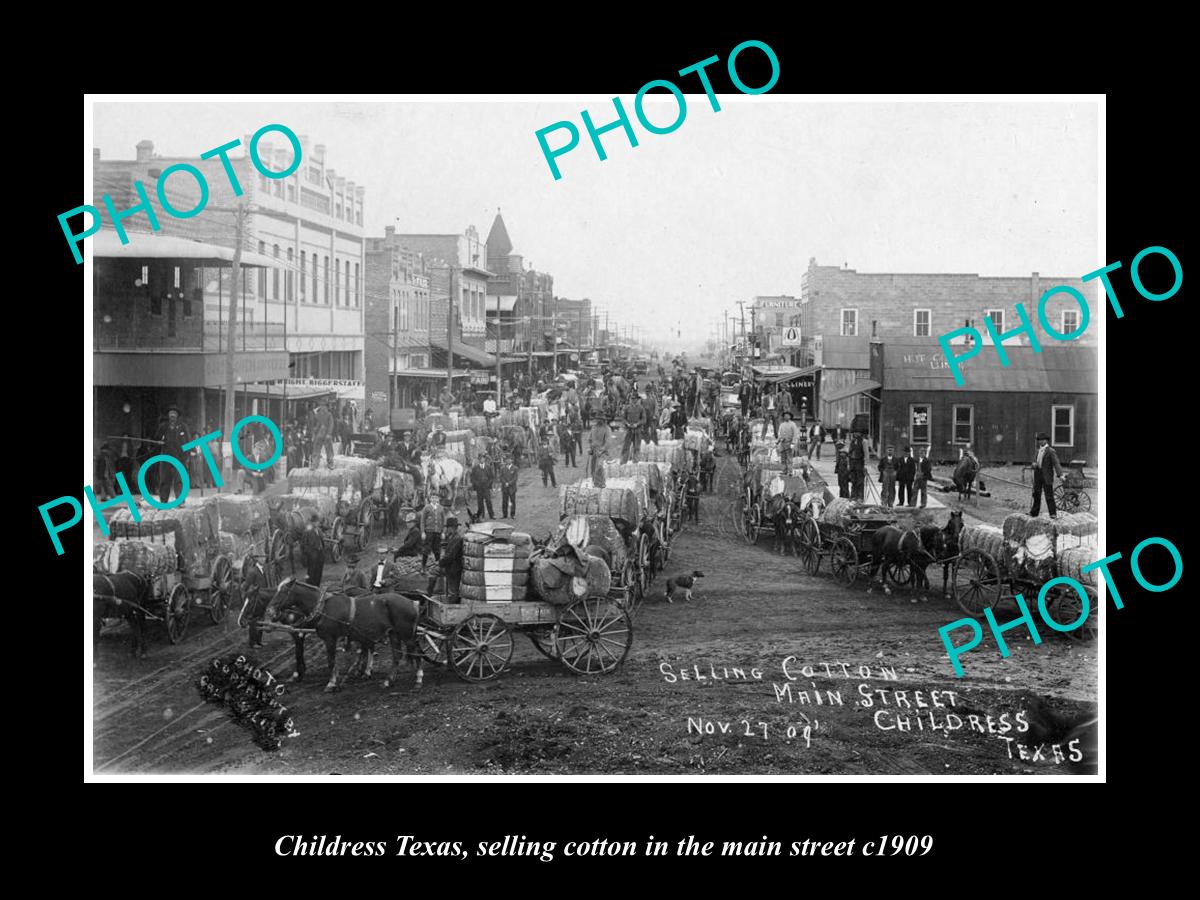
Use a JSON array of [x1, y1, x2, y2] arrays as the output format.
[[82, 94, 1107, 779]]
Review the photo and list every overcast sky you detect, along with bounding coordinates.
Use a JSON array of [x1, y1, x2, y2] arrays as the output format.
[[92, 99, 1098, 354]]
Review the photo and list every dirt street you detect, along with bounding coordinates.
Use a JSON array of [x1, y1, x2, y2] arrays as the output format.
[[92, 431, 1097, 776]]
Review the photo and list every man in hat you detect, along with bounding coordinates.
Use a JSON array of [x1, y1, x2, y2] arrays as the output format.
[[433, 515, 465, 602], [311, 399, 335, 469], [300, 512, 325, 586], [469, 456, 495, 520], [588, 418, 613, 482], [848, 430, 866, 501], [897, 445, 916, 506], [394, 512, 423, 558], [777, 409, 799, 471], [808, 418, 826, 460], [1030, 432, 1064, 518], [499, 457, 519, 518], [155, 405, 191, 504], [914, 446, 933, 509], [419, 493, 447, 568], [834, 441, 850, 498], [878, 445, 899, 508], [620, 394, 646, 463], [642, 389, 659, 446]]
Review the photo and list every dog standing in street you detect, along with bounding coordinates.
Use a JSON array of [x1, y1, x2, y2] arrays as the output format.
[[666, 571, 704, 603]]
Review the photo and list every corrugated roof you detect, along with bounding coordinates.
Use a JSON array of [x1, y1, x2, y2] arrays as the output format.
[[881, 339, 1096, 393]]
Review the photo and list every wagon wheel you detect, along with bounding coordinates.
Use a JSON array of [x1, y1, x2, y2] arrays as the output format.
[[267, 530, 289, 588], [527, 626, 560, 661], [951, 549, 1003, 617], [356, 498, 375, 550], [830, 537, 859, 586], [798, 517, 822, 575], [164, 582, 192, 644], [555, 597, 633, 675], [330, 517, 345, 563], [744, 502, 761, 545], [417, 625, 448, 666], [1046, 583, 1098, 642], [208, 556, 234, 624], [1052, 484, 1078, 513], [447, 614, 512, 682], [884, 560, 914, 588]]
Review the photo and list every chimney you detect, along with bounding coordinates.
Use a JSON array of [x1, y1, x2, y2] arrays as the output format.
[[1031, 271, 1040, 303], [93, 148, 101, 162], [385, 225, 395, 239], [135, 140, 154, 162]]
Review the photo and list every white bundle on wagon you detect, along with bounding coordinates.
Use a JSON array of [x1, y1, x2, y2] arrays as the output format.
[[1001, 513, 1058, 584], [959, 523, 1005, 562], [1054, 512, 1098, 553], [1058, 547, 1098, 587], [204, 493, 270, 537], [683, 427, 712, 453], [602, 460, 664, 496], [559, 483, 641, 524], [641, 440, 687, 472], [687, 416, 712, 434], [93, 538, 176, 577], [819, 498, 891, 528], [286, 467, 358, 501], [217, 530, 259, 564], [575, 477, 650, 518], [460, 523, 533, 603], [330, 455, 378, 497], [108, 501, 218, 575]]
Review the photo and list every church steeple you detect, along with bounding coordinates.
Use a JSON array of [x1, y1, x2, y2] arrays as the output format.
[[486, 208, 513, 256]]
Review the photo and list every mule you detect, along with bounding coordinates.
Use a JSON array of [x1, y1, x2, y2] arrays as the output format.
[[953, 456, 979, 502], [264, 577, 424, 692], [933, 510, 964, 597], [93, 572, 150, 661], [866, 525, 940, 601], [767, 494, 802, 555]]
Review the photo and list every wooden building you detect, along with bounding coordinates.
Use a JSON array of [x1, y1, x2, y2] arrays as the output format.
[[826, 339, 1097, 465]]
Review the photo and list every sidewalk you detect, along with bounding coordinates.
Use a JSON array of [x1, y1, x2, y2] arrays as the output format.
[[806, 446, 945, 511]]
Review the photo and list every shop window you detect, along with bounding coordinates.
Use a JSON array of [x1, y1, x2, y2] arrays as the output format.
[[952, 404, 974, 444], [910, 404, 930, 445], [1052, 405, 1075, 447]]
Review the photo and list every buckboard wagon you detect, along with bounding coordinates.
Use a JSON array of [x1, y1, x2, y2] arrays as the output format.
[[949, 516, 1098, 641], [416, 594, 633, 681], [796, 499, 902, 584]]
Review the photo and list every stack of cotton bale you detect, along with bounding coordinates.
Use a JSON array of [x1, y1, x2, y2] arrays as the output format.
[[577, 476, 649, 517], [330, 455, 378, 498], [960, 523, 1005, 563], [287, 467, 358, 501], [94, 538, 177, 577], [560, 483, 640, 524], [460, 524, 532, 602], [108, 501, 218, 575], [602, 460, 664, 497], [1001, 513, 1059, 584]]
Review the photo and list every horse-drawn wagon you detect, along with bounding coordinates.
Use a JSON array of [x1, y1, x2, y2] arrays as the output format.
[[560, 481, 654, 615], [416, 523, 632, 681], [739, 461, 812, 552], [795, 498, 903, 584], [101, 500, 237, 643], [950, 512, 1098, 640], [263, 492, 345, 575], [1055, 463, 1095, 513]]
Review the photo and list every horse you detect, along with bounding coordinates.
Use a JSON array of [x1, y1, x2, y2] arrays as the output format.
[[953, 455, 979, 502], [930, 509, 964, 597], [426, 455, 465, 506], [93, 571, 150, 661], [263, 576, 424, 692], [767, 493, 803, 555], [867, 525, 941, 600]]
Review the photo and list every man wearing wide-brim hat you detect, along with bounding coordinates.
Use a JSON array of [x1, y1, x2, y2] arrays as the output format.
[[155, 403, 191, 505], [1030, 432, 1064, 519]]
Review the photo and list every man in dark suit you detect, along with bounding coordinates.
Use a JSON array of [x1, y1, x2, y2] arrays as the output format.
[[848, 432, 866, 501], [914, 447, 933, 508], [896, 445, 916, 506], [878, 445, 898, 508], [156, 405, 191, 504], [1030, 432, 1064, 518], [469, 459, 495, 520]]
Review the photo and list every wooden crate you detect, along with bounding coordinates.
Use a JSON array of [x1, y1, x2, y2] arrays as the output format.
[[427, 597, 558, 628]]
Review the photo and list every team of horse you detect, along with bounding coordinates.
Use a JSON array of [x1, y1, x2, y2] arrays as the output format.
[[864, 510, 964, 602]]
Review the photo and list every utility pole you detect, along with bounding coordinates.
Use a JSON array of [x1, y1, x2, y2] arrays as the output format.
[[221, 202, 248, 491], [445, 264, 455, 392], [494, 311, 502, 406], [552, 294, 559, 376], [391, 287, 399, 412]]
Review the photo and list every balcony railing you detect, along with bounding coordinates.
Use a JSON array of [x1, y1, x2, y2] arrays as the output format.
[[94, 319, 287, 353]]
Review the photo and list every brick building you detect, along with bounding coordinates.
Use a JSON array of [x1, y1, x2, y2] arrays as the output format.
[[799, 258, 1096, 429], [364, 228, 434, 413], [484, 211, 556, 377], [94, 137, 368, 411]]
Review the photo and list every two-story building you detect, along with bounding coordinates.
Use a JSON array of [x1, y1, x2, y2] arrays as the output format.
[[94, 137, 367, 421], [798, 257, 1096, 430], [92, 230, 288, 456]]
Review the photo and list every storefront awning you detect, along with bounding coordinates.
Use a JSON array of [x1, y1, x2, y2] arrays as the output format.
[[487, 295, 518, 312], [93, 231, 275, 267], [763, 364, 820, 384], [429, 336, 496, 368], [822, 379, 882, 403]]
